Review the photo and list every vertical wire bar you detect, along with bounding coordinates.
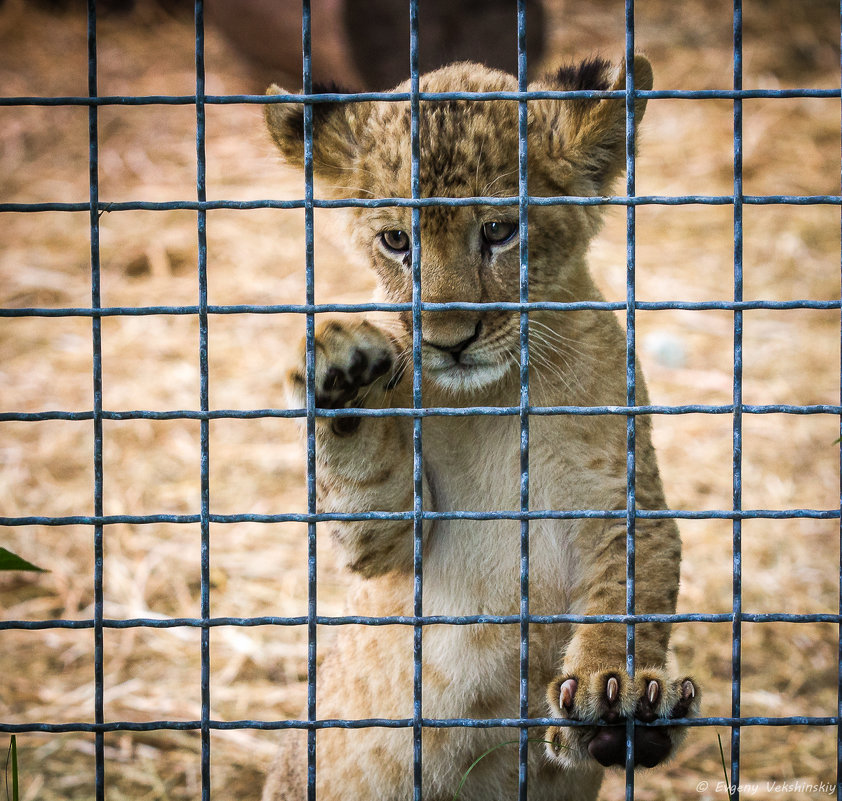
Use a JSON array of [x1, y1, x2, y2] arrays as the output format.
[[86, 2, 104, 799], [515, 1, 530, 798], [194, 2, 211, 799], [623, 1, 637, 796], [731, 0, 744, 795], [301, 1, 318, 797], [409, 1, 424, 798]]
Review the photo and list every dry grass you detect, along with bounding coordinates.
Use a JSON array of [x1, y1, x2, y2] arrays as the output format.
[[0, 0, 839, 799]]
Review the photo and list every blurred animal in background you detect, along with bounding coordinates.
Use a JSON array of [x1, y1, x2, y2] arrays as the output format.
[[24, 0, 545, 90], [208, 0, 546, 89]]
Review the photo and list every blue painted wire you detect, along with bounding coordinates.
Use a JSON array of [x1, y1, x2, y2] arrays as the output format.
[[3, 610, 841, 632], [0, 714, 839, 735], [409, 1, 424, 796], [5, 402, 842, 423], [516, 2, 531, 796], [4, 299, 842, 318], [4, 192, 842, 214], [193, 2, 212, 799], [731, 1, 744, 794], [624, 1, 638, 792], [299, 1, 318, 797], [2, 506, 840, 529], [2, 87, 841, 106], [731, 0, 747, 792], [85, 1, 104, 799]]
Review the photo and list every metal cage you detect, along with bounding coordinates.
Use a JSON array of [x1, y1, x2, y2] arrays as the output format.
[[1, 1, 841, 800]]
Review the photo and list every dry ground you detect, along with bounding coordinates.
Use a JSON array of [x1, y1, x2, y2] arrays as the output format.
[[0, 0, 839, 799]]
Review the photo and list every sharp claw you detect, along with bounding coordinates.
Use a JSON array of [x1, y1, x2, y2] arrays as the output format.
[[560, 678, 577, 710], [647, 680, 660, 705], [606, 676, 619, 703], [681, 679, 695, 700]]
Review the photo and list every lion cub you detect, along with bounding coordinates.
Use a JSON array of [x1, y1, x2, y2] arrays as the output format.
[[261, 57, 699, 801]]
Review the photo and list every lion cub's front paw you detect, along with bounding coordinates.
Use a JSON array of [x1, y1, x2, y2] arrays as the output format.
[[289, 320, 399, 435], [545, 668, 699, 769]]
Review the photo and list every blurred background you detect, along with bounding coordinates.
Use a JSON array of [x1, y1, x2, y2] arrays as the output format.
[[0, 0, 839, 798]]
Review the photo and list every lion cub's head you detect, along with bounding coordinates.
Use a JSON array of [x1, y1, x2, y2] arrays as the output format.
[[265, 58, 652, 394]]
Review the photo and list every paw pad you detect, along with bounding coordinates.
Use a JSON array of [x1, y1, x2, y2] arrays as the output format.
[[547, 669, 700, 769], [289, 321, 398, 436]]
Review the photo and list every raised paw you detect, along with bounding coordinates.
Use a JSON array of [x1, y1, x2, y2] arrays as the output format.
[[545, 669, 699, 769], [288, 319, 400, 435]]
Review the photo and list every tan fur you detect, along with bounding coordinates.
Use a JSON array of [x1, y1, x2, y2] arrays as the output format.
[[262, 57, 699, 801]]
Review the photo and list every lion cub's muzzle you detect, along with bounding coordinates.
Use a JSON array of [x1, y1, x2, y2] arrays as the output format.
[[423, 320, 482, 365], [419, 318, 512, 392]]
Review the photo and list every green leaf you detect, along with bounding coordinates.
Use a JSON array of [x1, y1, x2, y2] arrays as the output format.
[[0, 548, 46, 573]]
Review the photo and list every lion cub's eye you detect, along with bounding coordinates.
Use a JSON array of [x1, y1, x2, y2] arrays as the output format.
[[380, 230, 411, 254], [481, 221, 517, 246]]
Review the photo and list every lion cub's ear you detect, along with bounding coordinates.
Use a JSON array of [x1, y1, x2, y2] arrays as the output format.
[[531, 55, 653, 195], [264, 83, 362, 186]]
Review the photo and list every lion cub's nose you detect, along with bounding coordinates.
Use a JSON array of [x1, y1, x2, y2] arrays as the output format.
[[424, 321, 482, 362]]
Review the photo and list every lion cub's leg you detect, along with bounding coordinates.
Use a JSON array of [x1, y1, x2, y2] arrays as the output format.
[[544, 519, 701, 770], [288, 318, 421, 576]]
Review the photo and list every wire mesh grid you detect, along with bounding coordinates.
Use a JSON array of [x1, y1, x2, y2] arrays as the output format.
[[0, 0, 841, 800]]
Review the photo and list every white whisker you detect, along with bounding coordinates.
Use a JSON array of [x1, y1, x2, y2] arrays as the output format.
[[482, 167, 519, 197]]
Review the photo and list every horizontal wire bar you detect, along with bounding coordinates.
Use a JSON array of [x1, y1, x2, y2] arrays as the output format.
[[2, 194, 842, 214], [1, 508, 838, 527], [2, 299, 841, 318], [1, 403, 839, 423], [1, 715, 838, 735], [1, 611, 839, 631], [0, 87, 840, 106]]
